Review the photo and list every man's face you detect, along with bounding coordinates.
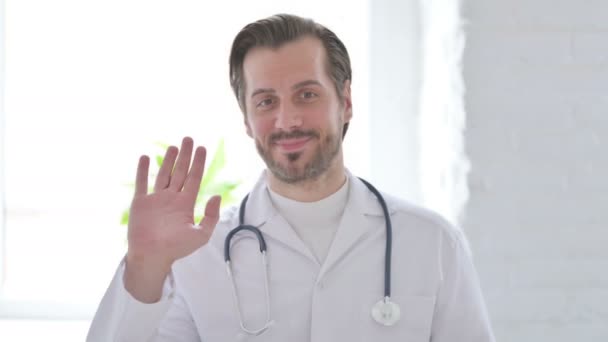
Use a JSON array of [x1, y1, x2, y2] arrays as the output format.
[[242, 36, 352, 184]]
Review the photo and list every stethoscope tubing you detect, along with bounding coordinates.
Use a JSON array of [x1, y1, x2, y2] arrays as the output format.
[[224, 178, 392, 298], [357, 178, 392, 299]]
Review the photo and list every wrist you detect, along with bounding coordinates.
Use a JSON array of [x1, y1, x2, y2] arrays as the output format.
[[124, 253, 173, 303], [126, 251, 173, 272]]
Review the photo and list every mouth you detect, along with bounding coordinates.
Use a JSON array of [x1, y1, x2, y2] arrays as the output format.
[[273, 137, 313, 153]]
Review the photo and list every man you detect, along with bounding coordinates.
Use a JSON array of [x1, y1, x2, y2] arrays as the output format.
[[87, 14, 495, 341]]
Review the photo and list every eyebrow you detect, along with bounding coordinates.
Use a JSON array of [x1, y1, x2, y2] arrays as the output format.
[[292, 79, 322, 90], [250, 87, 274, 98], [250, 79, 323, 99]]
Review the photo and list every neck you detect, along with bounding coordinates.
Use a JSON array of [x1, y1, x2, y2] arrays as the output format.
[[267, 155, 347, 202]]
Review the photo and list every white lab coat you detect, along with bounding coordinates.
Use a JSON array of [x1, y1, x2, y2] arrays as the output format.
[[87, 172, 495, 342]]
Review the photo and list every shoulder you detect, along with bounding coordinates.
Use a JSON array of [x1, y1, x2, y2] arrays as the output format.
[[382, 192, 469, 252], [219, 205, 239, 225]]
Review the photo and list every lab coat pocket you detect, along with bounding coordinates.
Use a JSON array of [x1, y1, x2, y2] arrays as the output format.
[[359, 295, 436, 342]]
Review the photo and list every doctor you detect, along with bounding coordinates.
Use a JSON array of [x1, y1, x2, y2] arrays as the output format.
[[88, 14, 495, 341]]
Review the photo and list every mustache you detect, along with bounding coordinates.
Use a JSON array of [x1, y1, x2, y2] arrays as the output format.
[[269, 130, 319, 143]]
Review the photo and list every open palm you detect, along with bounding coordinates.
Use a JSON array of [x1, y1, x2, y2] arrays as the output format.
[[127, 137, 221, 266]]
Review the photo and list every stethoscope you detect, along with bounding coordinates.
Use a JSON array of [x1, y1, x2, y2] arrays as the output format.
[[224, 178, 400, 336]]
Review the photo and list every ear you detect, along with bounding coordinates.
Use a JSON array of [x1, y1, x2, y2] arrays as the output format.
[[342, 80, 353, 122]]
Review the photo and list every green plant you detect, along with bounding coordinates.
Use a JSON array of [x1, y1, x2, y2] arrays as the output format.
[[120, 138, 241, 225]]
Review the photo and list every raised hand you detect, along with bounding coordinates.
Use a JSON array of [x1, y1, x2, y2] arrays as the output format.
[[124, 137, 221, 302]]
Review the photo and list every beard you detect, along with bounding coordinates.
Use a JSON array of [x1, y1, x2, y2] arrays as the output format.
[[255, 128, 342, 184]]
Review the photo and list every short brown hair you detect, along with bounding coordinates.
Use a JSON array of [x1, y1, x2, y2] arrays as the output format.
[[229, 14, 352, 137]]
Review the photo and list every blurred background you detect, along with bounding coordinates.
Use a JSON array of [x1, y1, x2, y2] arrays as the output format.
[[0, 0, 606, 341]]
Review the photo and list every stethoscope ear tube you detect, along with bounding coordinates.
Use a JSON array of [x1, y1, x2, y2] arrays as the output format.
[[238, 194, 249, 226], [224, 200, 273, 335], [224, 224, 268, 262], [224, 194, 268, 263], [357, 178, 392, 300]]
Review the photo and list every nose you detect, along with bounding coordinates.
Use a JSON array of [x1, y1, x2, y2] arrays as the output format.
[[274, 102, 302, 130]]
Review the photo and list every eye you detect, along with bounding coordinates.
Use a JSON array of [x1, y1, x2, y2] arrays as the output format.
[[299, 91, 318, 100], [256, 98, 275, 108]]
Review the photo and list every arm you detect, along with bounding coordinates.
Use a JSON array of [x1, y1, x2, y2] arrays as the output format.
[[87, 137, 220, 341], [430, 230, 496, 342], [87, 261, 200, 342]]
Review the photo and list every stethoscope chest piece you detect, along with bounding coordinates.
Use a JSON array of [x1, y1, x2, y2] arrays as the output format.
[[371, 298, 401, 326]]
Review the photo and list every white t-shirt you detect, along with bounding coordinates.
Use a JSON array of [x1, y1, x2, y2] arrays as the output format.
[[267, 178, 349, 264]]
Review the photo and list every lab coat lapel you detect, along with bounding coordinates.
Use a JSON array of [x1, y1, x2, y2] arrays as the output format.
[[317, 174, 389, 280], [243, 172, 317, 263]]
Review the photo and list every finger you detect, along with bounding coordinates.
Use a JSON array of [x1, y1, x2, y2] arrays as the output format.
[[154, 145, 179, 192], [182, 146, 207, 201], [186, 196, 221, 249], [168, 137, 194, 191], [134, 155, 150, 196], [198, 195, 222, 230]]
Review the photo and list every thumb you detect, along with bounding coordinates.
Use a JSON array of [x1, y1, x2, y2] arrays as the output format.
[[197, 195, 222, 237]]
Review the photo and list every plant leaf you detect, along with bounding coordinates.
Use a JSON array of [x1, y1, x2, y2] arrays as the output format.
[[120, 138, 242, 226], [154, 141, 170, 150], [199, 181, 240, 200], [121, 210, 130, 225]]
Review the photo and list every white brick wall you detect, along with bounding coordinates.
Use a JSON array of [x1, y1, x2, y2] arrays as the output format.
[[462, 1, 608, 341]]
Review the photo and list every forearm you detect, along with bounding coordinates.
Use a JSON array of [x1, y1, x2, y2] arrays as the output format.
[[87, 261, 174, 342]]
